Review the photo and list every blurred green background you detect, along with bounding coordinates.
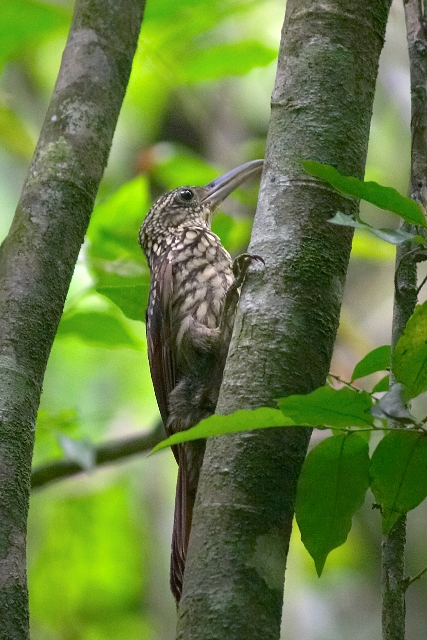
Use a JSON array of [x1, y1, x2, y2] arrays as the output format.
[[1, 0, 426, 638]]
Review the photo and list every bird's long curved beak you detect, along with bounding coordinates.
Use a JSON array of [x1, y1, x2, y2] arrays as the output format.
[[199, 159, 263, 209]]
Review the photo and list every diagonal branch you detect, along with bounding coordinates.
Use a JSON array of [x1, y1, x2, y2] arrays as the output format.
[[31, 423, 164, 490]]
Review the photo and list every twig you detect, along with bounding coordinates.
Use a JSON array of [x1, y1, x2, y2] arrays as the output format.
[[404, 564, 427, 589], [31, 422, 164, 489], [381, 1, 427, 638]]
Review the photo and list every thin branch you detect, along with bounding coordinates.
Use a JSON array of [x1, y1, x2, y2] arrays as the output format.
[[404, 564, 427, 589], [381, 1, 427, 639], [31, 422, 164, 490]]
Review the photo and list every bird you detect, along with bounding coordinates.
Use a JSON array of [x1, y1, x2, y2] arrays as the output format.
[[139, 159, 263, 603]]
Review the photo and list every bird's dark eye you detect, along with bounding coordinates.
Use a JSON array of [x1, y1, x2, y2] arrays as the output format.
[[178, 188, 195, 203]]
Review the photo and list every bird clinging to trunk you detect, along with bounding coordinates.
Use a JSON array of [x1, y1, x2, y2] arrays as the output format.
[[139, 159, 263, 603]]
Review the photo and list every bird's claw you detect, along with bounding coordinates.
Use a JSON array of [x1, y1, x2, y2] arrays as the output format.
[[232, 253, 265, 284]]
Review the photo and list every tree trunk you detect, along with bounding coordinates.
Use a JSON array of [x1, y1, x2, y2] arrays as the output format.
[[177, 1, 392, 638], [0, 1, 145, 637]]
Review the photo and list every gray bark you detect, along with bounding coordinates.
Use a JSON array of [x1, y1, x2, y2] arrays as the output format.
[[177, 1, 392, 638], [381, 2, 427, 638], [0, 1, 145, 637]]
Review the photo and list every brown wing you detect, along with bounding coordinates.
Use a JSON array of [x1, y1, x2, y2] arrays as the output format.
[[146, 258, 176, 435]]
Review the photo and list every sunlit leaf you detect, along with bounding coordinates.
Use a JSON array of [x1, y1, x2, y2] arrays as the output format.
[[329, 212, 424, 245], [351, 345, 391, 381], [87, 176, 150, 262], [303, 161, 427, 228], [151, 408, 291, 453], [57, 311, 143, 349], [153, 150, 220, 189], [393, 301, 427, 399], [370, 431, 427, 533], [277, 386, 374, 429], [92, 260, 150, 321], [182, 41, 277, 83], [372, 375, 390, 394], [0, 0, 69, 71], [96, 282, 149, 322], [296, 433, 370, 575]]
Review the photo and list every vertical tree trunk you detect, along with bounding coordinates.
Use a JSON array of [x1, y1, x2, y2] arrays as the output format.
[[177, 1, 392, 638], [381, 2, 427, 639], [0, 1, 145, 637]]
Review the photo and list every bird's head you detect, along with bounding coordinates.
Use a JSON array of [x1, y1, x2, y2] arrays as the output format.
[[139, 159, 263, 251]]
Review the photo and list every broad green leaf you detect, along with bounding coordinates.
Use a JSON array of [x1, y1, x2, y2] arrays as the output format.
[[393, 301, 427, 399], [87, 176, 150, 262], [372, 375, 390, 394], [182, 41, 277, 83], [153, 150, 220, 189], [97, 282, 149, 322], [0, 0, 69, 71], [296, 433, 370, 575], [151, 408, 292, 453], [277, 386, 374, 429], [329, 212, 424, 245], [87, 177, 150, 320], [372, 227, 424, 245], [351, 345, 391, 381], [57, 311, 143, 349], [92, 260, 150, 322], [328, 212, 365, 229], [303, 161, 427, 228], [370, 431, 427, 533]]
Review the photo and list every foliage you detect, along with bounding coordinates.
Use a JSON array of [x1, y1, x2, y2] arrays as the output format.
[[0, 0, 425, 638]]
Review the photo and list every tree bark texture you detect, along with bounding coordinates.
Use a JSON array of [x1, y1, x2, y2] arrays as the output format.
[[177, 1, 392, 639], [0, 1, 145, 637], [381, 2, 427, 639]]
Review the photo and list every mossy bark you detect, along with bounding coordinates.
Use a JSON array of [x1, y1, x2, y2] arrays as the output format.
[[177, 1, 392, 638], [0, 1, 145, 637]]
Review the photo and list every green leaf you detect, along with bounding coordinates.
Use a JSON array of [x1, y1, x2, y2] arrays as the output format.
[[87, 177, 151, 320], [303, 161, 427, 228], [370, 431, 427, 533], [277, 386, 374, 429], [153, 150, 220, 189], [182, 41, 277, 83], [351, 345, 391, 381], [372, 374, 390, 394], [96, 282, 149, 322], [92, 260, 150, 322], [296, 433, 370, 575], [151, 408, 292, 453], [393, 301, 427, 399], [87, 176, 150, 262], [0, 0, 69, 71], [371, 228, 424, 245], [57, 311, 143, 349], [329, 212, 424, 245], [328, 212, 365, 228]]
